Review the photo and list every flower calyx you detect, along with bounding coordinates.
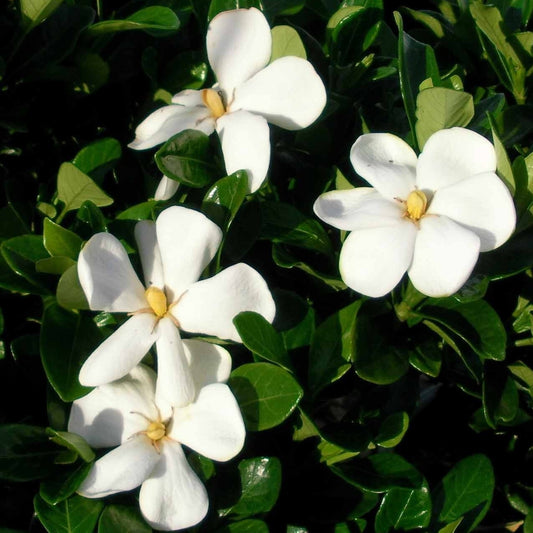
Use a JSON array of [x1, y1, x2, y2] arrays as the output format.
[[202, 88, 226, 119]]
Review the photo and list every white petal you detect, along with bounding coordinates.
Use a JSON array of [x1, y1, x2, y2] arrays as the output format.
[[313, 187, 405, 231], [216, 110, 270, 192], [79, 314, 159, 387], [154, 175, 180, 201], [139, 441, 208, 532], [350, 133, 417, 201], [183, 339, 232, 388], [231, 56, 326, 130], [171, 89, 205, 106], [78, 436, 159, 498], [339, 220, 418, 297], [416, 127, 496, 191], [135, 220, 165, 289], [408, 215, 480, 297], [155, 206, 222, 301], [173, 263, 276, 342], [428, 172, 516, 252], [78, 233, 147, 313], [170, 383, 245, 461], [69, 365, 159, 448], [128, 105, 215, 151], [155, 318, 195, 408], [207, 7, 271, 98]]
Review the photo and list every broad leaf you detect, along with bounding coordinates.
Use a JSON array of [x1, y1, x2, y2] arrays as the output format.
[[43, 218, 82, 260], [270, 25, 307, 62], [40, 462, 93, 505], [98, 505, 151, 533]]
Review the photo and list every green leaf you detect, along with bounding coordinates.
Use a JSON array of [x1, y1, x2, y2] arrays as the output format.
[[46, 429, 95, 462], [36, 256, 76, 275], [488, 112, 515, 194], [375, 412, 409, 448], [0, 234, 52, 294], [86, 7, 180, 36], [270, 26, 307, 62], [482, 362, 519, 427], [20, 0, 63, 32], [40, 462, 93, 505], [57, 163, 113, 214], [40, 303, 101, 401], [34, 494, 104, 533], [230, 362, 303, 431], [155, 130, 217, 188], [331, 453, 424, 493], [417, 298, 507, 361], [308, 300, 363, 395], [0, 424, 59, 481], [224, 457, 282, 518], [375, 481, 431, 532], [202, 170, 249, 230], [214, 519, 269, 533], [43, 219, 82, 259], [161, 51, 208, 92], [261, 201, 333, 255], [56, 264, 90, 310], [98, 505, 151, 533], [234, 312, 293, 371], [116, 201, 158, 221], [72, 138, 121, 181], [76, 201, 108, 233], [508, 361, 533, 398], [431, 454, 494, 532], [415, 88, 474, 149]]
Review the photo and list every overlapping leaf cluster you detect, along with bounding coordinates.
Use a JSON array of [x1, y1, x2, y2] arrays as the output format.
[[0, 0, 532, 531]]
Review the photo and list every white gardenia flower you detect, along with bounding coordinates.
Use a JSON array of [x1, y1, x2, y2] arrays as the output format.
[[69, 363, 245, 531], [129, 7, 327, 199], [314, 127, 516, 298], [78, 205, 275, 406]]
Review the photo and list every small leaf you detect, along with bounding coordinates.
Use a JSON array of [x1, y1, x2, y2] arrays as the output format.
[[482, 362, 519, 427], [214, 519, 269, 533], [56, 264, 90, 310], [43, 219, 82, 259], [375, 412, 409, 448], [40, 462, 93, 505], [270, 26, 307, 62], [72, 138, 121, 180], [98, 505, 151, 533], [20, 0, 64, 32], [116, 201, 158, 221], [230, 363, 303, 431], [36, 256, 76, 275], [46, 429, 95, 462]]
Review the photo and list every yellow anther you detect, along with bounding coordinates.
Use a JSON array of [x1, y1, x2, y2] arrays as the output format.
[[406, 190, 428, 221], [145, 287, 168, 318], [146, 421, 166, 441], [202, 89, 226, 119]]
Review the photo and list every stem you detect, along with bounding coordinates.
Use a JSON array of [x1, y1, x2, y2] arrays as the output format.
[[394, 281, 427, 322], [55, 205, 68, 225]]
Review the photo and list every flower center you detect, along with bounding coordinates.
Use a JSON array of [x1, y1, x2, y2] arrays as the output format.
[[202, 89, 226, 119], [406, 190, 428, 221], [145, 286, 168, 318], [146, 420, 166, 441]]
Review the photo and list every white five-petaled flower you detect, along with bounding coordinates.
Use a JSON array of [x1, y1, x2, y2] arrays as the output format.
[[314, 127, 516, 297], [69, 362, 245, 531], [78, 205, 275, 407], [129, 7, 327, 200]]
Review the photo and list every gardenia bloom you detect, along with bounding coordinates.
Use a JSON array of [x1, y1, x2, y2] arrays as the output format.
[[69, 362, 245, 531], [314, 127, 516, 297], [129, 7, 327, 199], [78, 205, 275, 406]]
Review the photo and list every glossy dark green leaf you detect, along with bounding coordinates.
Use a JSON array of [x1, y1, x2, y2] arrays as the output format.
[[97, 505, 151, 533], [72, 138, 121, 181], [375, 481, 431, 532], [207, 0, 262, 21], [508, 361, 533, 398], [40, 303, 101, 401], [161, 51, 208, 92], [308, 300, 363, 395], [230, 362, 303, 431], [202, 170, 249, 230], [57, 163, 113, 214], [273, 289, 315, 350], [43, 219, 82, 259], [225, 457, 282, 518], [418, 298, 506, 361], [431, 454, 494, 532], [40, 462, 93, 505], [331, 453, 424, 493], [155, 130, 217, 188], [260, 201, 332, 255], [76, 201, 108, 233], [0, 204, 30, 241], [482, 362, 519, 427], [234, 312, 293, 371], [34, 494, 104, 533], [46, 429, 95, 462], [375, 412, 409, 448], [215, 519, 269, 533], [87, 7, 180, 36], [0, 234, 52, 294], [0, 424, 59, 481], [116, 201, 158, 221]]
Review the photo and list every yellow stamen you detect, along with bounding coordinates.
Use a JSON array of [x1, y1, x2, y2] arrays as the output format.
[[145, 287, 168, 318], [146, 421, 166, 441], [406, 190, 428, 221], [202, 89, 226, 119]]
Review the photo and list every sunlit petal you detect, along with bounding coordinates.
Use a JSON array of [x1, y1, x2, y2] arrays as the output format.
[[183, 339, 232, 389], [154, 175, 180, 201], [135, 221, 165, 289]]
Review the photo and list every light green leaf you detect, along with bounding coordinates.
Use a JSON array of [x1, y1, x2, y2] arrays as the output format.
[[36, 256, 76, 275], [20, 0, 63, 32], [43, 218, 82, 259], [270, 25, 307, 62], [56, 264, 89, 310]]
